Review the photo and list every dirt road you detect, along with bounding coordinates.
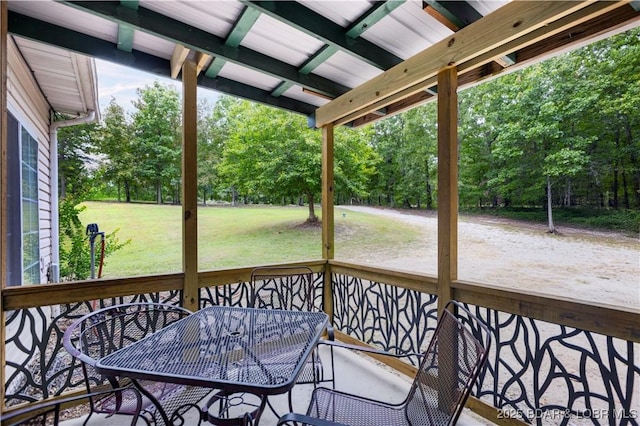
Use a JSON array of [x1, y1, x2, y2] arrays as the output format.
[[336, 206, 639, 309]]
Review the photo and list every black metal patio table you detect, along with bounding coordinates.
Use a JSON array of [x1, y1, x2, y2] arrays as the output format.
[[95, 305, 329, 425]]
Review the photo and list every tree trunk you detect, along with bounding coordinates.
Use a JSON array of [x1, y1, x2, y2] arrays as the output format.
[[306, 191, 318, 222], [564, 178, 572, 207], [622, 170, 630, 209], [425, 158, 433, 210], [156, 181, 162, 204], [612, 168, 619, 208], [124, 180, 131, 203], [546, 175, 555, 233]]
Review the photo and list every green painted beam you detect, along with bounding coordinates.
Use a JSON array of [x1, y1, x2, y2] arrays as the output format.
[[8, 11, 318, 117], [423, 1, 481, 29], [206, 6, 260, 79], [117, 23, 134, 52], [271, 45, 337, 97], [299, 44, 338, 74], [61, 1, 350, 98], [263, 0, 404, 99], [270, 0, 403, 99], [241, 0, 402, 70], [271, 81, 293, 97], [227, 7, 261, 47], [346, 0, 406, 39], [120, 0, 138, 10], [205, 58, 226, 79]]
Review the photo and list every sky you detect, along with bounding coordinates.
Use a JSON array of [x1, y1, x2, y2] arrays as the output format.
[[96, 59, 220, 117]]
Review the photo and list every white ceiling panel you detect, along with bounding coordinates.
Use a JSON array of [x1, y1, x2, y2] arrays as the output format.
[[281, 86, 330, 108], [141, 0, 243, 39], [8, 1, 118, 44], [132, 31, 175, 60], [362, 1, 452, 59], [297, 0, 373, 27], [313, 50, 382, 89], [218, 62, 282, 92], [241, 14, 325, 67]]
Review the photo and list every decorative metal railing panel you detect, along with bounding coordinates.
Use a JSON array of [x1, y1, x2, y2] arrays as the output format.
[[5, 269, 638, 426], [332, 272, 437, 366], [200, 281, 251, 307], [199, 272, 325, 311], [4, 291, 181, 407], [473, 308, 640, 426], [331, 273, 640, 426]]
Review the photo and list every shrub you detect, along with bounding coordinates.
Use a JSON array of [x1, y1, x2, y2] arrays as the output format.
[[58, 197, 130, 281]]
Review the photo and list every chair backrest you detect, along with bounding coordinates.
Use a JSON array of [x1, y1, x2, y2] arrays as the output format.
[[404, 300, 491, 426], [250, 266, 315, 311], [63, 302, 192, 390]]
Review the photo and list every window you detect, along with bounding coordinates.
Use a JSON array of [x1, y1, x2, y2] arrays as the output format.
[[6, 112, 41, 286]]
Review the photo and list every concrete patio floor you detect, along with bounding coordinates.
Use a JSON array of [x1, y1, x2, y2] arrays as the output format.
[[61, 345, 493, 425]]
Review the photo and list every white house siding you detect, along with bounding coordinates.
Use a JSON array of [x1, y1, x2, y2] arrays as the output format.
[[5, 37, 54, 400], [7, 37, 53, 285]]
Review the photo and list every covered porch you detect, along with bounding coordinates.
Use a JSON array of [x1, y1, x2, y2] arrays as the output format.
[[2, 1, 640, 425]]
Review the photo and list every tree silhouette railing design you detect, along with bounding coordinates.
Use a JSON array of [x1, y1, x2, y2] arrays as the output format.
[[3, 262, 638, 425]]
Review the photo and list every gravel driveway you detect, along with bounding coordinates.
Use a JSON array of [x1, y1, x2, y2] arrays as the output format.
[[336, 205, 639, 309]]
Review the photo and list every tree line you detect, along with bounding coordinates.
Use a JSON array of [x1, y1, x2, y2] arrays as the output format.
[[59, 28, 639, 229]]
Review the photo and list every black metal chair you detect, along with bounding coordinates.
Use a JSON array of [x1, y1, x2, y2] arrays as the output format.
[[250, 266, 335, 387], [63, 302, 212, 425], [209, 265, 331, 422], [199, 267, 335, 426], [276, 300, 492, 426], [0, 388, 138, 426]]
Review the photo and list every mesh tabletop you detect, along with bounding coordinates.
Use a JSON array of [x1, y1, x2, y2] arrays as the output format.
[[96, 306, 328, 395]]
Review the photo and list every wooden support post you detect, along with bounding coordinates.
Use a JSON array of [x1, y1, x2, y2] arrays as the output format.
[[436, 67, 460, 413], [437, 66, 458, 316], [321, 124, 335, 321], [181, 58, 199, 312], [1, 0, 7, 407]]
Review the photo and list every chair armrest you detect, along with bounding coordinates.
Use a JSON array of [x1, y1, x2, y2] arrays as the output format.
[[277, 412, 349, 426], [317, 339, 422, 360]]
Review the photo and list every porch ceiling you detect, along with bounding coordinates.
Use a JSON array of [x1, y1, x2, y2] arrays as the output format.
[[11, 36, 99, 118], [6, 1, 640, 127]]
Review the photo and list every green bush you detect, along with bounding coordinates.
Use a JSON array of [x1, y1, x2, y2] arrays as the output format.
[[58, 197, 130, 281]]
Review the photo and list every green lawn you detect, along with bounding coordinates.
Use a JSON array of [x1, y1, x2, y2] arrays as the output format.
[[79, 202, 419, 278]]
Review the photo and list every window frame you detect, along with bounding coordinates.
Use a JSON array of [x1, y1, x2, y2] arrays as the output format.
[[6, 111, 41, 286]]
